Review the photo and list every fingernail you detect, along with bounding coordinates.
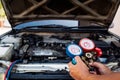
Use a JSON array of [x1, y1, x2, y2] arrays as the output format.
[[72, 58, 77, 65], [89, 63, 93, 65]]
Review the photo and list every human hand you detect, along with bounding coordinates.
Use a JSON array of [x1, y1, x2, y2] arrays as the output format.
[[90, 62, 112, 75], [68, 56, 90, 80], [68, 56, 113, 80]]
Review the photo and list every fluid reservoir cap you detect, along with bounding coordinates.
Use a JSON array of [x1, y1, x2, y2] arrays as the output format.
[[79, 38, 95, 51], [66, 44, 83, 58]]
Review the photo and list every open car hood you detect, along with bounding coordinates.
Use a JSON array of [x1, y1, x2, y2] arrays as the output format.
[[1, 0, 120, 28]]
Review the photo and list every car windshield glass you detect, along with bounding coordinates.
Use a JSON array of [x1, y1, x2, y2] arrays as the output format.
[[14, 20, 78, 29]]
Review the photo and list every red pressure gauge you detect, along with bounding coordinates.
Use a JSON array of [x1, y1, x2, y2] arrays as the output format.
[[79, 38, 95, 52]]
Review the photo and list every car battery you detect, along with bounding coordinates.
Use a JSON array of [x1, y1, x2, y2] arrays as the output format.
[[0, 44, 13, 60]]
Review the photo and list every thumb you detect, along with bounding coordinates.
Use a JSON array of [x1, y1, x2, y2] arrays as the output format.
[[74, 56, 82, 63], [74, 56, 88, 68], [74, 56, 85, 65]]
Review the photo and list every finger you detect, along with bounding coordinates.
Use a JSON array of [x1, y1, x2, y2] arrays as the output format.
[[68, 62, 77, 75], [90, 71, 97, 74], [74, 56, 88, 69], [90, 62, 105, 69], [68, 62, 76, 70], [68, 62, 73, 68], [74, 56, 84, 64]]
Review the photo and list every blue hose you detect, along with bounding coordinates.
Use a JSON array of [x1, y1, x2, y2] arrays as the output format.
[[6, 60, 22, 80]]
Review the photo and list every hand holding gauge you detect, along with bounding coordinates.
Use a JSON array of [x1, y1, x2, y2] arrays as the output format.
[[66, 38, 102, 71]]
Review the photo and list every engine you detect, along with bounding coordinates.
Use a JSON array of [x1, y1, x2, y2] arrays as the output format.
[[0, 33, 120, 79]]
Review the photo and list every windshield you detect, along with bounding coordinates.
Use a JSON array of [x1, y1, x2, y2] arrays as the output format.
[[14, 20, 78, 29]]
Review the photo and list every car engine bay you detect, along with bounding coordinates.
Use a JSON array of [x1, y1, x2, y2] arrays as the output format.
[[1, 0, 120, 79], [0, 32, 120, 80]]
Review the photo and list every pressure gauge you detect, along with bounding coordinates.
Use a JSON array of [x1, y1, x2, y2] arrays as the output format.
[[66, 44, 83, 58], [79, 38, 95, 52]]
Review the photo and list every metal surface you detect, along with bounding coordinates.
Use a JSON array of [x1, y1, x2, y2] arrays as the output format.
[[15, 63, 69, 73], [1, 0, 120, 27]]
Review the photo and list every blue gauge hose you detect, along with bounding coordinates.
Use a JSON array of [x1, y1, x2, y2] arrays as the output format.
[[5, 60, 22, 80]]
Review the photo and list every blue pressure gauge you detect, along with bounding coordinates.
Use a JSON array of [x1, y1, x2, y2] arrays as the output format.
[[66, 44, 83, 65]]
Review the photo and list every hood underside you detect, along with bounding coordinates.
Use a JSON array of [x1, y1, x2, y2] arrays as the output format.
[[1, 0, 120, 27]]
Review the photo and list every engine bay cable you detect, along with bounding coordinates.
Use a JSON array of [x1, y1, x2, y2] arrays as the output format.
[[4, 60, 22, 80]]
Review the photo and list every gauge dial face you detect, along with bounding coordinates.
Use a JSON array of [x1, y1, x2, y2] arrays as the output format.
[[79, 38, 95, 51], [66, 44, 83, 58], [68, 44, 82, 56]]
